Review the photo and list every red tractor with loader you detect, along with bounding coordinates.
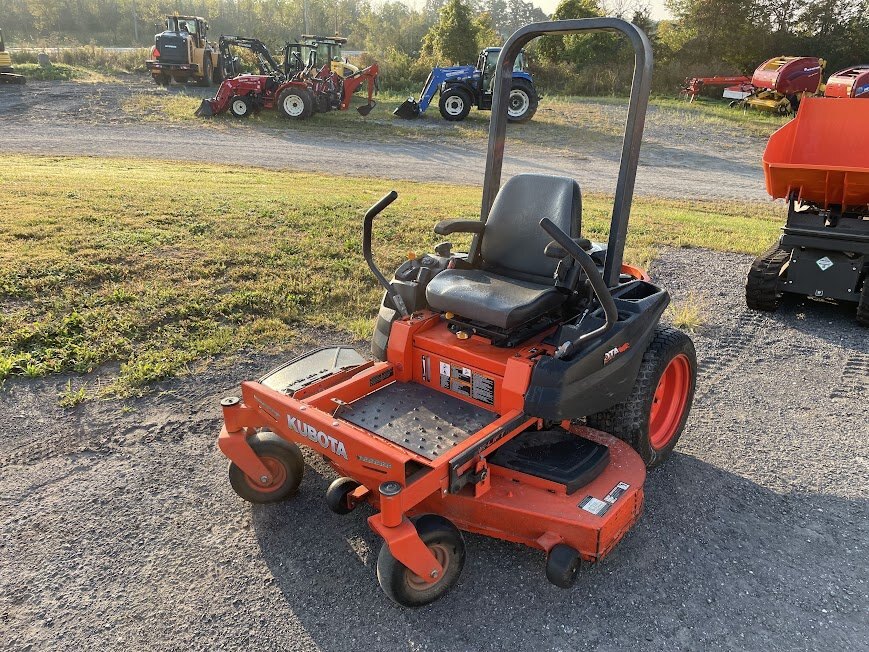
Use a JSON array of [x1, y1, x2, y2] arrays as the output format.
[[746, 97, 869, 324], [196, 35, 378, 120], [214, 19, 697, 606]]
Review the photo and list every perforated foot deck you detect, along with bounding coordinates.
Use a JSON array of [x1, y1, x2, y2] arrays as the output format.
[[342, 382, 494, 460]]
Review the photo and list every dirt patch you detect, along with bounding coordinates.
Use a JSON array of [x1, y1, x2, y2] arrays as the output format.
[[0, 79, 772, 201], [1, 248, 866, 651]]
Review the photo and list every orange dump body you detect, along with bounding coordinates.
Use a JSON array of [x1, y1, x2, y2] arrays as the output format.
[[825, 66, 869, 98], [752, 56, 824, 94], [763, 97, 869, 208]]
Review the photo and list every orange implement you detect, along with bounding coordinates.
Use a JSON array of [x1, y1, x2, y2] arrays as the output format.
[[762, 97, 869, 208]]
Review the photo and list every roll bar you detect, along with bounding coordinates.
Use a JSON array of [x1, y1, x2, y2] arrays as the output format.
[[480, 18, 653, 288]]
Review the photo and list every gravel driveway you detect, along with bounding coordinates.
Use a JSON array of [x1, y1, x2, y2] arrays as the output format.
[[0, 80, 769, 201], [2, 248, 866, 652]]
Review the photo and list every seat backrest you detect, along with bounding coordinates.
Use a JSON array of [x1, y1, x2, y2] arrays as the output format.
[[480, 174, 581, 283]]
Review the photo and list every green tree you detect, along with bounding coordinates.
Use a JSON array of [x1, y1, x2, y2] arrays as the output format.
[[422, 0, 480, 64]]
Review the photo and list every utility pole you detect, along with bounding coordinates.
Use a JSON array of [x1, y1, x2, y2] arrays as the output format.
[[304, 0, 310, 34]]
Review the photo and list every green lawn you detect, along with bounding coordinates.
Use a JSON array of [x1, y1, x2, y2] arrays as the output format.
[[0, 155, 783, 400]]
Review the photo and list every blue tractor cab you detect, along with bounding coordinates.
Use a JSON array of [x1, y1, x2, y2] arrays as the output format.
[[394, 47, 538, 122]]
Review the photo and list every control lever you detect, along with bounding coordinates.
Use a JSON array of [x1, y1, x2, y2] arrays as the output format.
[[539, 218, 619, 358], [362, 191, 410, 317]]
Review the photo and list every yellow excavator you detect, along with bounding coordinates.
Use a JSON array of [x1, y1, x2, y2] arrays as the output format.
[[0, 29, 25, 84]]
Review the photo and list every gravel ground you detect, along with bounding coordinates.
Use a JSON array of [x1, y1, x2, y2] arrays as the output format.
[[2, 248, 867, 652], [0, 79, 768, 201]]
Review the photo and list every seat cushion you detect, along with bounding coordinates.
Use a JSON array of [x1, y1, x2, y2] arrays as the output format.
[[425, 268, 565, 330]]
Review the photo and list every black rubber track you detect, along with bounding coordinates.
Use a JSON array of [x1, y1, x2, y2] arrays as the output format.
[[856, 274, 869, 326], [746, 243, 790, 312]]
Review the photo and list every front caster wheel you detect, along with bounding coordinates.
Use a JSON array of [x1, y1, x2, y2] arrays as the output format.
[[546, 543, 581, 588], [376, 515, 465, 607], [325, 477, 361, 514], [228, 431, 304, 503]]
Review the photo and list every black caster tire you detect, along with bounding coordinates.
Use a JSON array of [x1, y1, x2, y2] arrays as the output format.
[[438, 87, 472, 122], [586, 325, 697, 469], [228, 431, 304, 503], [546, 543, 581, 588], [746, 244, 790, 312], [376, 514, 465, 607], [857, 275, 869, 327], [229, 95, 253, 119], [326, 477, 361, 514]]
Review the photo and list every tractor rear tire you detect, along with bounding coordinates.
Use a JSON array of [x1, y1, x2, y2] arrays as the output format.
[[746, 243, 790, 312], [586, 326, 696, 469], [376, 515, 465, 607], [229, 96, 253, 119], [199, 57, 213, 88], [278, 88, 312, 120], [507, 79, 538, 123], [438, 87, 472, 122], [856, 274, 869, 327], [228, 431, 305, 503]]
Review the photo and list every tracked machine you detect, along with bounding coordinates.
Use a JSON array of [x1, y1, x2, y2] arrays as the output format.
[[746, 97, 869, 324], [214, 19, 697, 606]]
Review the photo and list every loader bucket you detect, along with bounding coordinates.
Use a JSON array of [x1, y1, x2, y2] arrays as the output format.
[[393, 98, 420, 119], [195, 99, 215, 118], [763, 97, 869, 207], [357, 100, 376, 117]]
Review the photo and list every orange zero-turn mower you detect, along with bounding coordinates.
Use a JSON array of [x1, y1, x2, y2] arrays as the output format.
[[216, 18, 697, 607]]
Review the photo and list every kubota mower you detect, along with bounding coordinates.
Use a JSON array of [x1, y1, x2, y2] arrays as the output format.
[[746, 97, 869, 324], [731, 56, 825, 115], [824, 66, 869, 98], [216, 19, 697, 607]]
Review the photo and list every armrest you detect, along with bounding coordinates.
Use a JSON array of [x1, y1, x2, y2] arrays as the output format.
[[434, 219, 485, 236], [544, 237, 593, 258]]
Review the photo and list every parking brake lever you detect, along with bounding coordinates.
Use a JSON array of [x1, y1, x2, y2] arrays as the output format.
[[539, 218, 619, 358]]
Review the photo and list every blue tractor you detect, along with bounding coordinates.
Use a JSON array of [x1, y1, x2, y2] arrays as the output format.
[[393, 47, 538, 122]]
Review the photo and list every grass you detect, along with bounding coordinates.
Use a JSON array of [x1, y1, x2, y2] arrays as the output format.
[[11, 46, 149, 75], [666, 292, 706, 332], [11, 63, 112, 83], [119, 90, 786, 159], [0, 155, 784, 398]]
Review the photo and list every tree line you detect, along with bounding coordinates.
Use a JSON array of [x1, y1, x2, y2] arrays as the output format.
[[1, 0, 866, 95]]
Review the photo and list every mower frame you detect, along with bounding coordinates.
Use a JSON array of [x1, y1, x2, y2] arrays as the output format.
[[216, 19, 690, 605]]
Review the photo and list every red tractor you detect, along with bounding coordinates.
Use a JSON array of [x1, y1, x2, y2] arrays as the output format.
[[196, 35, 378, 120]]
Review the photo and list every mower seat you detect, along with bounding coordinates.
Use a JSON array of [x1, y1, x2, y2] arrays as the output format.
[[426, 174, 581, 330]]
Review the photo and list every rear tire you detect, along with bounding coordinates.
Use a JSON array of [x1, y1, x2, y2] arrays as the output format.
[[278, 87, 312, 119], [586, 326, 696, 469], [376, 515, 465, 607], [438, 87, 472, 122], [546, 544, 581, 589], [506, 79, 538, 123], [228, 431, 304, 503], [229, 95, 253, 119], [746, 243, 790, 312], [199, 57, 213, 87]]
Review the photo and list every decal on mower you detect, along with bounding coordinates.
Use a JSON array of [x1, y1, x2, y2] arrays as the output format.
[[580, 482, 630, 517], [816, 256, 834, 271], [287, 416, 348, 459], [603, 342, 631, 365], [369, 368, 394, 387]]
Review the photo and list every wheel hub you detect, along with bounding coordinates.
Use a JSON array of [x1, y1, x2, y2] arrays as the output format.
[[508, 90, 529, 117], [444, 96, 464, 116], [648, 353, 692, 449], [284, 95, 304, 116], [405, 543, 449, 591]]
